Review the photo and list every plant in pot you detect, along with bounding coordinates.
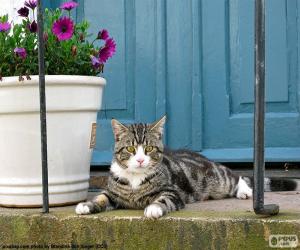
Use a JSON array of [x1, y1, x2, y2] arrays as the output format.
[[0, 0, 116, 207]]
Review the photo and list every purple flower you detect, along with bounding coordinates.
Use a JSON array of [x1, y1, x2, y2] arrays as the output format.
[[60, 1, 79, 11], [14, 48, 27, 59], [28, 20, 37, 33], [25, 0, 37, 10], [97, 29, 109, 40], [0, 22, 11, 32], [52, 17, 74, 41], [90, 55, 101, 69], [17, 7, 29, 17], [99, 38, 116, 63]]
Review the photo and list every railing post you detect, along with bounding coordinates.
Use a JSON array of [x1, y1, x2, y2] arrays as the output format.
[[37, 0, 49, 213], [253, 0, 279, 215]]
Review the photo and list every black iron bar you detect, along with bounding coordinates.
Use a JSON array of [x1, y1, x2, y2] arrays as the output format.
[[253, 0, 279, 215], [37, 0, 49, 213]]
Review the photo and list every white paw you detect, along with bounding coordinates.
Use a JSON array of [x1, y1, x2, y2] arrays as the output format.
[[236, 177, 253, 199], [144, 204, 164, 219], [75, 203, 91, 215]]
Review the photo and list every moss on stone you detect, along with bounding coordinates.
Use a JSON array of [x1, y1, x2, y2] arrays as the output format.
[[0, 210, 299, 249]]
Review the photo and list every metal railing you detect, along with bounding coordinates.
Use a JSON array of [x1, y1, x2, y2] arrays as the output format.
[[37, 0, 49, 213], [36, 0, 280, 215], [253, 0, 279, 215]]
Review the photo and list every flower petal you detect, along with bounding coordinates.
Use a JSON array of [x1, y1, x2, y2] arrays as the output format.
[[52, 17, 74, 41]]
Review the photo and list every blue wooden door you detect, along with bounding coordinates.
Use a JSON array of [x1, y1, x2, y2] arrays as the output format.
[[50, 0, 300, 164], [201, 0, 300, 162]]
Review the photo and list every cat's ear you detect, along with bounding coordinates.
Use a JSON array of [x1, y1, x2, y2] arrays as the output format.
[[111, 119, 128, 141], [150, 116, 166, 137]]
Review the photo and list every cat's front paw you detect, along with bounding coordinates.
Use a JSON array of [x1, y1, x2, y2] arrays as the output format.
[[144, 204, 164, 219], [75, 202, 92, 215]]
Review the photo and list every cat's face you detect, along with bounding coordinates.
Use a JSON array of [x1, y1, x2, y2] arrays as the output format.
[[111, 116, 166, 173]]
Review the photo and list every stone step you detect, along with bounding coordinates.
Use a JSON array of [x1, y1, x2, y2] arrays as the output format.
[[0, 191, 299, 249]]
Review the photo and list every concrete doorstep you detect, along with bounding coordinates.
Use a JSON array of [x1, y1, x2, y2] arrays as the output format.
[[0, 191, 299, 250]]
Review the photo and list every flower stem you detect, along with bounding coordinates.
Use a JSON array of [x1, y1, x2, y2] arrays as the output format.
[[91, 38, 97, 45]]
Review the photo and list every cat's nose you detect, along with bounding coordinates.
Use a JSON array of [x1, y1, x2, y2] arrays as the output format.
[[137, 159, 144, 164]]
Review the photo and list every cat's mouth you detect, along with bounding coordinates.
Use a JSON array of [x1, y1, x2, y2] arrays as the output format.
[[137, 162, 146, 168], [127, 164, 150, 173], [133, 164, 147, 170]]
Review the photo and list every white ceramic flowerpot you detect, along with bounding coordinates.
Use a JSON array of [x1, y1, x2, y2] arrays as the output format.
[[0, 75, 105, 207]]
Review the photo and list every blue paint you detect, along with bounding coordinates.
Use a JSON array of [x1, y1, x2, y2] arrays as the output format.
[[52, 0, 300, 165], [202, 148, 300, 163], [191, 0, 203, 151], [234, 0, 288, 105], [166, 0, 194, 149], [135, 1, 157, 122]]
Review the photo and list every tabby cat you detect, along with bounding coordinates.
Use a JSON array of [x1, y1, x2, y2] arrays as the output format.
[[75, 116, 296, 218]]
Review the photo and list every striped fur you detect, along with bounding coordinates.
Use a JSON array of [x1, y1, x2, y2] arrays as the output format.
[[76, 117, 296, 218]]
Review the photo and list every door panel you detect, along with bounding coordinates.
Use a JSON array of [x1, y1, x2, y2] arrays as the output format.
[[235, 0, 289, 105], [70, 0, 203, 165], [202, 0, 300, 161], [52, 0, 300, 164], [166, 0, 203, 151]]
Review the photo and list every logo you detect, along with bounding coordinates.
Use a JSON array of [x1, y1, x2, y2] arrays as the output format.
[[269, 235, 298, 248]]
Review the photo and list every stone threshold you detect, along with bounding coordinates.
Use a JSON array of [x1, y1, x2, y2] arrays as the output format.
[[0, 191, 299, 249]]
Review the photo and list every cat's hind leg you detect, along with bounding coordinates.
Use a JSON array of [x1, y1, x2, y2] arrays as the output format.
[[75, 193, 115, 215]]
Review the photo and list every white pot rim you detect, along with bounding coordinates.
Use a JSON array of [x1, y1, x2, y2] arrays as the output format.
[[0, 75, 106, 87]]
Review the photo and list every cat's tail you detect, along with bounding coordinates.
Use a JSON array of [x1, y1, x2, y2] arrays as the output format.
[[235, 176, 298, 199], [242, 176, 298, 192]]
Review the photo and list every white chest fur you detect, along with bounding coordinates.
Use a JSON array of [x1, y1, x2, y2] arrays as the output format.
[[110, 161, 149, 189]]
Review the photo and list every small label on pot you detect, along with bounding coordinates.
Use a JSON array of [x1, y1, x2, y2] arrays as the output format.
[[90, 123, 97, 149]]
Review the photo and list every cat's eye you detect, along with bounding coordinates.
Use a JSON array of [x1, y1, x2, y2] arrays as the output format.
[[126, 146, 135, 153], [145, 146, 153, 153]]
